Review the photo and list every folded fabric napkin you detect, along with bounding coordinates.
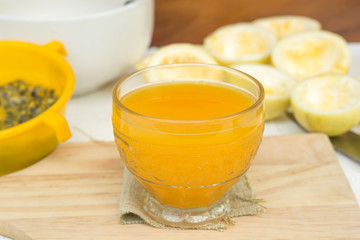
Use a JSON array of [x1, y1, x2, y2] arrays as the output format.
[[119, 169, 266, 231]]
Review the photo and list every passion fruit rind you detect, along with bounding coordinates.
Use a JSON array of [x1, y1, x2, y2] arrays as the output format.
[[291, 101, 360, 136], [265, 97, 290, 121]]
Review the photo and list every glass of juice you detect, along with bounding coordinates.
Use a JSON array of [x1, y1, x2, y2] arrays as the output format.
[[112, 63, 265, 227]]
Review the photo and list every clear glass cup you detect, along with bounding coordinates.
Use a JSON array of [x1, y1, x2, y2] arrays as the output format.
[[112, 63, 265, 227]]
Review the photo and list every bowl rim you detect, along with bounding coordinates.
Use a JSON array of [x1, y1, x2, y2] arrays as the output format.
[[0, 0, 151, 22], [0, 40, 75, 139]]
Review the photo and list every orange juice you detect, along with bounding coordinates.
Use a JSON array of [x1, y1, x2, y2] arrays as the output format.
[[120, 81, 254, 120], [113, 80, 264, 209]]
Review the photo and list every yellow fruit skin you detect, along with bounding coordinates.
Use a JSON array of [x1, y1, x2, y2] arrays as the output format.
[[230, 63, 295, 121], [271, 30, 351, 80], [214, 55, 271, 66], [135, 54, 152, 70], [291, 100, 360, 136], [227, 78, 290, 121], [253, 15, 321, 39], [265, 97, 290, 121], [203, 23, 277, 66]]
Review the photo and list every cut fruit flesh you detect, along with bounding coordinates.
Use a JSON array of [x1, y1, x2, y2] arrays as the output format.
[[291, 75, 360, 136]]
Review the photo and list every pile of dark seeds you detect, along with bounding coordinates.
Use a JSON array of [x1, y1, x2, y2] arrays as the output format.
[[0, 80, 58, 130]]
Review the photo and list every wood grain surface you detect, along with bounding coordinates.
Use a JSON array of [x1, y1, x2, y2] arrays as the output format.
[[1, 134, 360, 239], [152, 0, 360, 46]]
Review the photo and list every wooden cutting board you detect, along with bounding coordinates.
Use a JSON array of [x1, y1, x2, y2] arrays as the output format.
[[1, 133, 360, 239]]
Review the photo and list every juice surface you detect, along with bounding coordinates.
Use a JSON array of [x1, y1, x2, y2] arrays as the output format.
[[114, 80, 264, 209], [121, 81, 254, 120]]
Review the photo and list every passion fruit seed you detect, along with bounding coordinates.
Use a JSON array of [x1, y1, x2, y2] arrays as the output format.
[[0, 80, 58, 130]]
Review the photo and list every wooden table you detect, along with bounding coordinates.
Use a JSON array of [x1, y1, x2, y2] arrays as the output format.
[[152, 0, 360, 46], [1, 134, 360, 239]]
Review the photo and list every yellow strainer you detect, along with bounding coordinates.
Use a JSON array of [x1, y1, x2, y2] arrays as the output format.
[[0, 40, 75, 175]]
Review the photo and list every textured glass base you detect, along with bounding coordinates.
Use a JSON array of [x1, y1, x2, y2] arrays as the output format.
[[143, 191, 230, 228]]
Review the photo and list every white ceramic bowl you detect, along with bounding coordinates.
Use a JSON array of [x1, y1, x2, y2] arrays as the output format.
[[0, 0, 154, 95]]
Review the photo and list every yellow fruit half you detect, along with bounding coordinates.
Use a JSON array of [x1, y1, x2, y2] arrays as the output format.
[[135, 54, 152, 70], [253, 15, 321, 39], [272, 30, 351, 80], [204, 23, 277, 65], [135, 43, 218, 70], [231, 63, 296, 120], [147, 43, 218, 66], [291, 75, 360, 136], [138, 43, 220, 82]]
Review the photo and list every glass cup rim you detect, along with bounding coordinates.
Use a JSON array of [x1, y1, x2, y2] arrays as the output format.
[[112, 63, 265, 123]]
